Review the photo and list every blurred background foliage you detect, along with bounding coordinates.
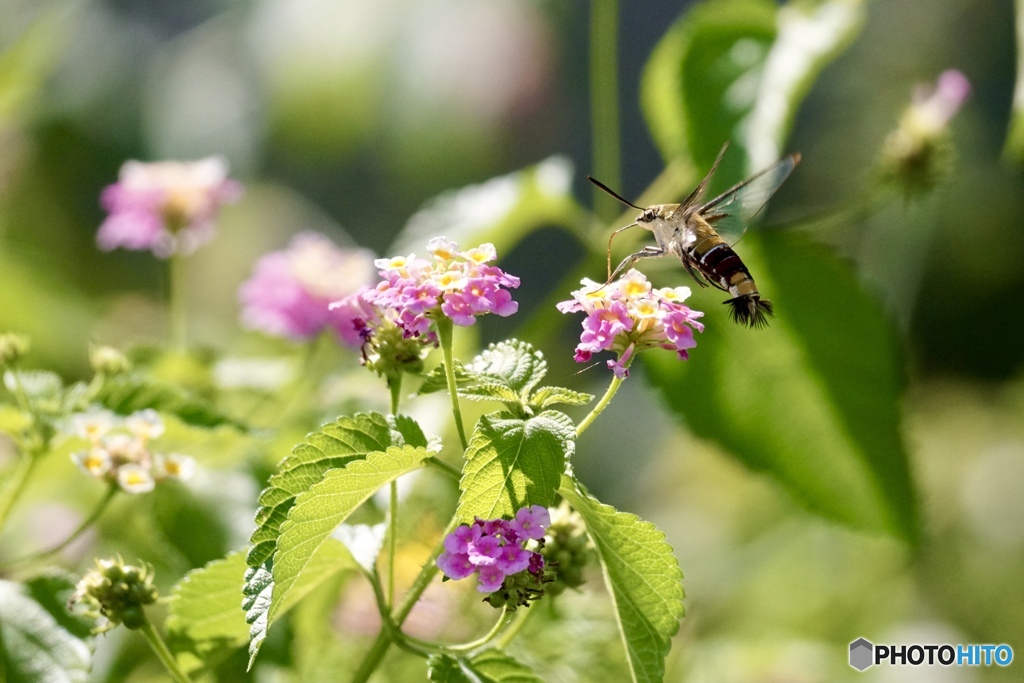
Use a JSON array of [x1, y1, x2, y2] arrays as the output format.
[[1, 0, 1024, 681]]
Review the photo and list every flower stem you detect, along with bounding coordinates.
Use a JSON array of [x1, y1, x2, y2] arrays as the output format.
[[493, 606, 534, 650], [3, 485, 118, 570], [576, 373, 626, 437], [350, 517, 459, 683], [0, 448, 38, 532], [139, 619, 193, 683], [386, 373, 402, 608], [443, 609, 518, 654], [434, 318, 468, 450], [168, 253, 188, 349], [590, 0, 622, 223]]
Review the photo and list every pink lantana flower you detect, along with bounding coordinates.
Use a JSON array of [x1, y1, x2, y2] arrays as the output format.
[[436, 508, 550, 600], [97, 157, 242, 257], [557, 269, 704, 378], [240, 232, 376, 344], [356, 237, 520, 339]]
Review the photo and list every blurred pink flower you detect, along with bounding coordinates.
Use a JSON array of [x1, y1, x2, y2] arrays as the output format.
[[97, 157, 242, 257], [240, 232, 376, 344]]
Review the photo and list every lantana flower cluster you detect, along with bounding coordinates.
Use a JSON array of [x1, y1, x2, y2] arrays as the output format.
[[436, 506, 550, 605], [239, 232, 376, 343], [70, 409, 194, 494], [358, 237, 520, 338], [70, 556, 159, 632], [557, 269, 704, 378], [97, 157, 241, 257], [881, 69, 971, 194]]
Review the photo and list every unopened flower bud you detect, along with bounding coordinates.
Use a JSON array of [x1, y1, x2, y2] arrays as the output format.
[[541, 503, 594, 596], [880, 70, 970, 196], [0, 333, 30, 366], [70, 556, 159, 632], [90, 345, 131, 375]]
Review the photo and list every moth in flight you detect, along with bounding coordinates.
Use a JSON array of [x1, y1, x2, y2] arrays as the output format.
[[590, 144, 800, 328]]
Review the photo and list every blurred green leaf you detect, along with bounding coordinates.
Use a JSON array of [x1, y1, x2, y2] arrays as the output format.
[[0, 573, 93, 683], [642, 0, 863, 172], [559, 478, 684, 683], [427, 649, 543, 683], [457, 411, 574, 523], [1005, 0, 1024, 163], [0, 12, 63, 122], [247, 412, 404, 568], [392, 157, 585, 257], [644, 232, 917, 540], [96, 373, 243, 430]]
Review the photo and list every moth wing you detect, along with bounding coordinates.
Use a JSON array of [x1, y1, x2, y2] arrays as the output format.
[[697, 153, 800, 244]]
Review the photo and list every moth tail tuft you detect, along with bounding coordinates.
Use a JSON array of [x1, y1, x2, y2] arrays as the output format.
[[724, 295, 773, 329]]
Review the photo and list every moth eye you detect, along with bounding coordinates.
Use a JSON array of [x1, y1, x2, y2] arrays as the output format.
[[641, 209, 656, 222]]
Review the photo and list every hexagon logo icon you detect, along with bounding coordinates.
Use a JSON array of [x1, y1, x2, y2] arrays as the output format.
[[849, 638, 874, 671]]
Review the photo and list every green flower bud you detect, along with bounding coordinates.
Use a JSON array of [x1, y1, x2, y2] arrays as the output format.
[[0, 333, 30, 366], [90, 345, 132, 376], [69, 556, 159, 632]]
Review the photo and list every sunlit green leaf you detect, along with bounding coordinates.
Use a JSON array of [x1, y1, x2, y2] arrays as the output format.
[[466, 340, 548, 397], [392, 157, 585, 257], [428, 649, 543, 683], [242, 540, 353, 669], [0, 573, 93, 683], [559, 478, 684, 683], [529, 386, 594, 409], [167, 552, 251, 673], [642, 0, 863, 172], [457, 410, 574, 523], [247, 412, 403, 568], [269, 445, 428, 624]]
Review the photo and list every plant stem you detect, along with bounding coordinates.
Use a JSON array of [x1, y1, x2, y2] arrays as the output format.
[[386, 373, 402, 609], [3, 485, 118, 569], [426, 457, 461, 481], [434, 317, 468, 450], [139, 619, 193, 683], [443, 609, 518, 654], [590, 0, 622, 223], [168, 253, 187, 349], [0, 448, 38, 532], [350, 518, 459, 683], [493, 606, 534, 650], [576, 371, 627, 437]]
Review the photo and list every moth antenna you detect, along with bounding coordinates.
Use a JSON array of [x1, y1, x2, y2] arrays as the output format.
[[587, 176, 645, 211]]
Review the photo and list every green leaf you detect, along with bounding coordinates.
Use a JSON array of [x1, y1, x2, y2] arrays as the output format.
[[457, 383, 523, 404], [1007, 0, 1024, 163], [457, 411, 575, 523], [167, 552, 251, 672], [559, 479, 684, 683], [467, 340, 548, 397], [529, 386, 594, 410], [242, 539, 353, 669], [428, 649, 543, 683], [642, 0, 863, 171], [392, 157, 585, 259], [96, 373, 242, 430], [247, 412, 403, 568], [417, 361, 473, 396], [269, 445, 429, 625], [0, 573, 93, 683], [644, 232, 917, 540]]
